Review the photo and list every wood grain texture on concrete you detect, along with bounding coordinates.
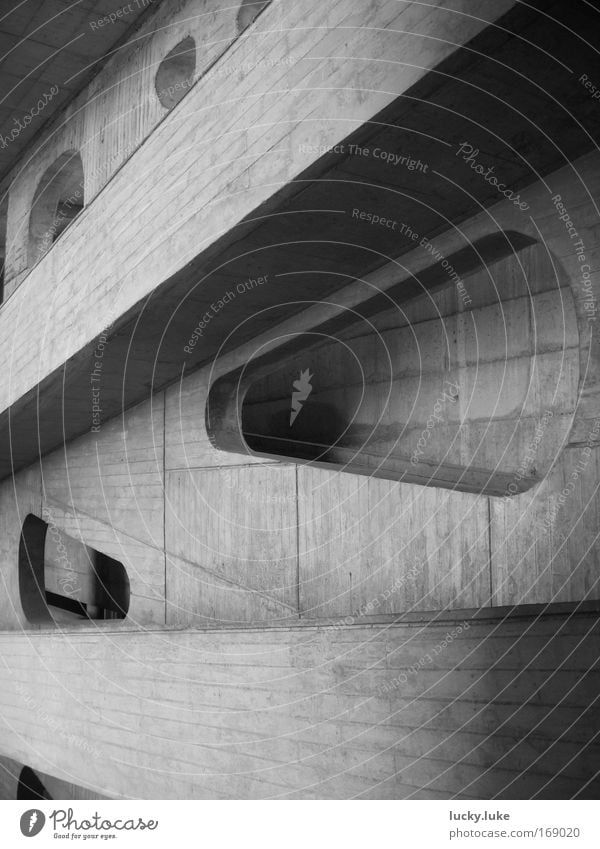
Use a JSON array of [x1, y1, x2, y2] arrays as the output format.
[[1, 0, 600, 806], [0, 161, 598, 631], [0, 0, 514, 413], [2, 0, 241, 295], [165, 464, 299, 626], [0, 611, 597, 799], [0, 0, 523, 478], [0, 755, 111, 801]]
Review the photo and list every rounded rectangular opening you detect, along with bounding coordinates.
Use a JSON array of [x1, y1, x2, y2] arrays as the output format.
[[19, 514, 130, 625]]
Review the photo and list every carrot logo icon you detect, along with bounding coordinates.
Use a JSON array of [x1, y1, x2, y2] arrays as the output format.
[[290, 369, 313, 425], [20, 809, 45, 837]]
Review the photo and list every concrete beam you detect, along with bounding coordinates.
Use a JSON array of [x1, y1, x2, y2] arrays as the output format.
[[0, 0, 521, 477], [0, 609, 598, 799], [2, 0, 600, 480]]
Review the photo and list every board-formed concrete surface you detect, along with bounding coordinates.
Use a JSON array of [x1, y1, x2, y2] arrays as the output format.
[[1, 0, 600, 803], [0, 610, 599, 799]]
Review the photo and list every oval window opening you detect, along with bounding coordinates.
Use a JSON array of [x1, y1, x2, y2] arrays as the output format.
[[155, 36, 196, 110], [207, 234, 580, 497], [28, 150, 84, 267]]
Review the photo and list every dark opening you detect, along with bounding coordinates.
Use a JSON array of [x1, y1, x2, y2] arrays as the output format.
[[19, 514, 130, 625], [28, 150, 84, 266], [155, 36, 196, 109], [19, 514, 51, 625], [242, 344, 366, 463], [17, 766, 52, 801], [52, 199, 84, 242], [207, 233, 579, 497]]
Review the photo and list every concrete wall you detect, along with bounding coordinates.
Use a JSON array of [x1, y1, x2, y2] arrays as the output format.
[[1, 0, 599, 801], [0, 756, 110, 800], [0, 154, 599, 631], [2, 0, 246, 296], [0, 610, 598, 799]]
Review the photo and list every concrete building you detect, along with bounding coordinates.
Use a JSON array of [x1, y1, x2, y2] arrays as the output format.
[[0, 0, 599, 799]]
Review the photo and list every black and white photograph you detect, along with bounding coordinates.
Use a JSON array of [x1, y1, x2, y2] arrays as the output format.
[[0, 0, 598, 844]]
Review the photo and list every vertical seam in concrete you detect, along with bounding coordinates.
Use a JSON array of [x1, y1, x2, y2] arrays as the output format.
[[295, 464, 300, 619], [163, 392, 167, 625], [487, 496, 494, 607]]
